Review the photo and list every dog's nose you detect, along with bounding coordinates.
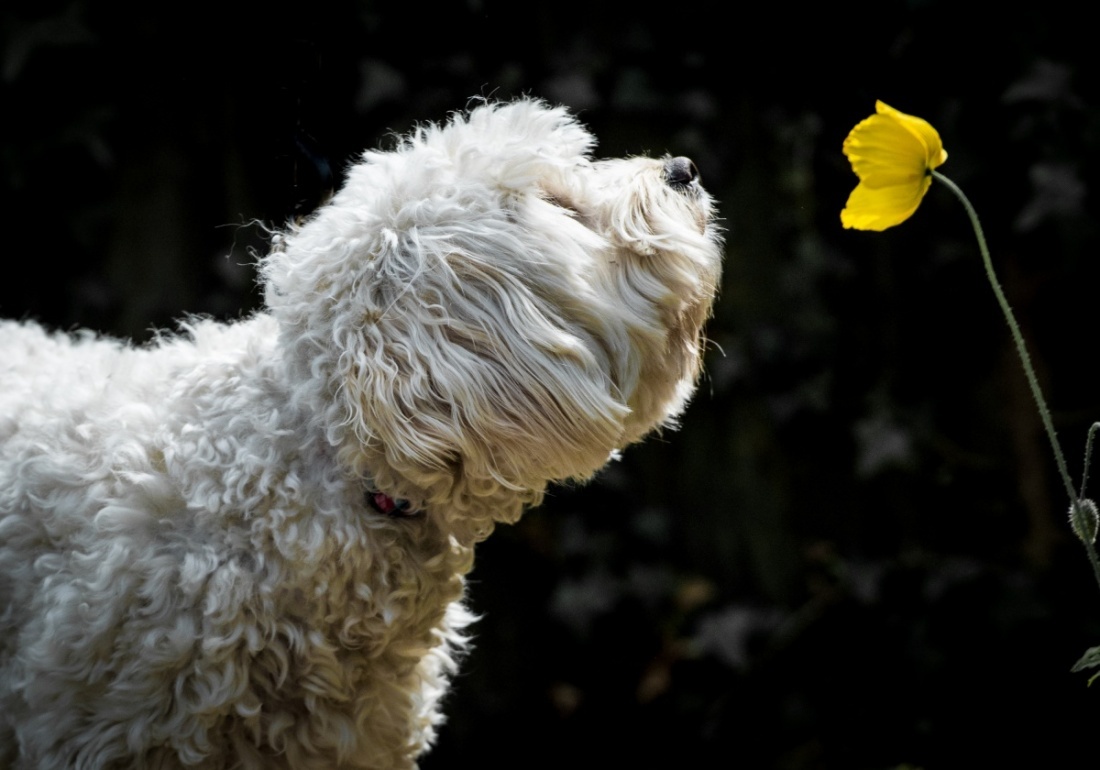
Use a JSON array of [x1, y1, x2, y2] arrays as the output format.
[[664, 156, 699, 188]]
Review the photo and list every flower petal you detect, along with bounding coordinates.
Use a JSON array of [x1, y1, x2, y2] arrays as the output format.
[[843, 112, 926, 187], [840, 175, 933, 231], [874, 100, 947, 170]]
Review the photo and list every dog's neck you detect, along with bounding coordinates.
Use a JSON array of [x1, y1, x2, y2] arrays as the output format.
[[366, 488, 415, 517]]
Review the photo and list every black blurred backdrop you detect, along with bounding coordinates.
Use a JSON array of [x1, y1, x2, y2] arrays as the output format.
[[5, 1, 1100, 767]]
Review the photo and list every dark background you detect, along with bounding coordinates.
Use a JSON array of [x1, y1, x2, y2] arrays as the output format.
[[4, 1, 1100, 767]]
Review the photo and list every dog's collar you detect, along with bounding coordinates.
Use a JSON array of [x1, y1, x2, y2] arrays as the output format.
[[366, 489, 417, 517]]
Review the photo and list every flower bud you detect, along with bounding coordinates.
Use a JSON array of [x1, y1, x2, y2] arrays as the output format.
[[1069, 498, 1099, 545]]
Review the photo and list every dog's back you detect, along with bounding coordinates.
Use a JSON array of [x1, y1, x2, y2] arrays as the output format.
[[0, 317, 303, 768], [0, 314, 474, 769]]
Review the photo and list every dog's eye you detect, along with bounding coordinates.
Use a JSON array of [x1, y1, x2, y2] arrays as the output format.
[[544, 194, 579, 215], [664, 156, 700, 189]]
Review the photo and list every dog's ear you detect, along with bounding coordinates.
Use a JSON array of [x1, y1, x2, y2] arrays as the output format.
[[332, 228, 630, 519]]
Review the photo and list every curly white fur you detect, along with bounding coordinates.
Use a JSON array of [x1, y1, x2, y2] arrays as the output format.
[[0, 99, 722, 769]]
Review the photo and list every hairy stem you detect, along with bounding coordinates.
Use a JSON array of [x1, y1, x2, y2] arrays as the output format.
[[932, 169, 1100, 591], [1080, 423, 1100, 501]]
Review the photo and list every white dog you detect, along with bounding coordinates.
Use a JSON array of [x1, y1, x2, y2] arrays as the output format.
[[0, 99, 722, 769]]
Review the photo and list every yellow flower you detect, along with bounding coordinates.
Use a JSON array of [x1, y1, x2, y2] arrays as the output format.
[[840, 101, 948, 231]]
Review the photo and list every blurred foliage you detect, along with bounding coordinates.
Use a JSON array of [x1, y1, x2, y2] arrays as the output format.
[[5, 0, 1100, 767]]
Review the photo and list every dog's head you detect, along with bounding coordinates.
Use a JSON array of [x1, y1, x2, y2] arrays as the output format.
[[263, 99, 722, 538]]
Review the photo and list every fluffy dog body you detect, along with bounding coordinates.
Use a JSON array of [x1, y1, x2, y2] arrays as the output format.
[[0, 100, 721, 768]]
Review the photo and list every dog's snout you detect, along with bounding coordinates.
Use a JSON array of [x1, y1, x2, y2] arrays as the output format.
[[664, 156, 699, 188]]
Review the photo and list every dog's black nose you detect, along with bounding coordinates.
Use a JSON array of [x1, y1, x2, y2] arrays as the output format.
[[664, 156, 699, 188]]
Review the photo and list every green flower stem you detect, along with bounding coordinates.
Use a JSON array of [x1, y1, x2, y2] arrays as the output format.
[[1081, 423, 1100, 501], [932, 169, 1100, 592]]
